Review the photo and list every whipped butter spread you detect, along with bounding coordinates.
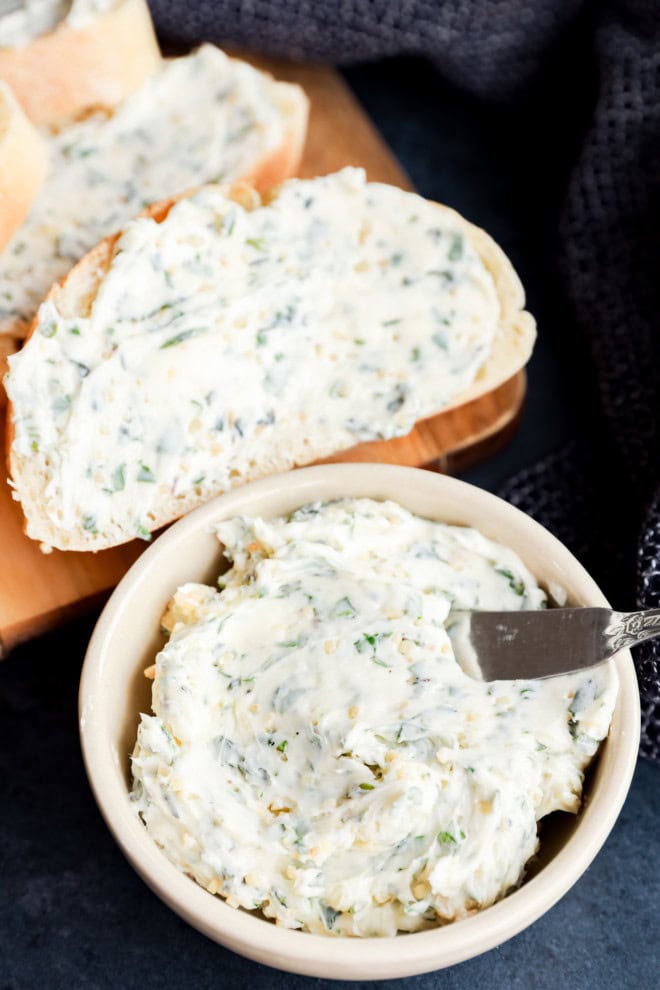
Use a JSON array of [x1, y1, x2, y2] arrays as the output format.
[[0, 0, 115, 47], [8, 169, 502, 549], [0, 44, 293, 324], [131, 498, 618, 937]]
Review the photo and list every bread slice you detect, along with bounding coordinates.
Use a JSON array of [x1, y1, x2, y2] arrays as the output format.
[[0, 44, 309, 337], [0, 82, 48, 254], [0, 335, 17, 410], [0, 0, 161, 128], [5, 168, 536, 552]]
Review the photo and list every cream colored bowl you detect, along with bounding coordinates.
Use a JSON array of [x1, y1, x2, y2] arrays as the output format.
[[79, 464, 640, 979]]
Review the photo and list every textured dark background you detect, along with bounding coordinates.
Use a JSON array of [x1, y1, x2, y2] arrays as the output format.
[[2, 1, 660, 985]]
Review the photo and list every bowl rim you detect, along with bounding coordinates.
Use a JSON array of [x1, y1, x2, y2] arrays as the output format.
[[79, 463, 640, 980]]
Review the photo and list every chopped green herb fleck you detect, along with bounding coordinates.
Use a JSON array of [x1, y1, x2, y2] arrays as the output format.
[[334, 596, 356, 618], [136, 525, 152, 542], [160, 326, 208, 349], [569, 679, 596, 714], [111, 464, 126, 492], [320, 903, 340, 930], [274, 304, 296, 325], [272, 685, 305, 714], [137, 464, 156, 483], [82, 515, 97, 534], [495, 567, 525, 596], [52, 395, 71, 414], [246, 237, 266, 252], [382, 318, 402, 327], [437, 831, 456, 845], [448, 234, 464, 261], [276, 740, 288, 753], [359, 783, 374, 790]]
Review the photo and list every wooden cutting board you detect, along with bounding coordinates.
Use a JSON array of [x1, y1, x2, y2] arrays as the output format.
[[0, 58, 525, 657]]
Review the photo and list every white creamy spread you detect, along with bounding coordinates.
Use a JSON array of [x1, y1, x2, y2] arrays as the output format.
[[7, 169, 501, 548], [0, 44, 291, 323], [0, 0, 115, 47], [131, 498, 618, 937]]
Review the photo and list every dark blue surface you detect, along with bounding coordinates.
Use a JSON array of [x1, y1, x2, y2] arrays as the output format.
[[1, 58, 657, 988]]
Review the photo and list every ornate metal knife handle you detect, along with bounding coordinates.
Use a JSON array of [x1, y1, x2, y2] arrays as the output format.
[[605, 608, 660, 654]]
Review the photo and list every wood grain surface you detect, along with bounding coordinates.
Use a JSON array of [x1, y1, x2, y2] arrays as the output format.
[[0, 59, 525, 656]]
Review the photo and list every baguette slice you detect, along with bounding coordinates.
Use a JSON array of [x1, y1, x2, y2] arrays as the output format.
[[5, 168, 536, 552], [0, 44, 309, 337], [0, 81, 48, 253], [0, 0, 161, 128], [0, 334, 17, 410]]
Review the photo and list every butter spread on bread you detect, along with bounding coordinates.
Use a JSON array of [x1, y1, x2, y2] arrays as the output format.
[[0, 44, 308, 334], [131, 499, 616, 935], [5, 169, 536, 551]]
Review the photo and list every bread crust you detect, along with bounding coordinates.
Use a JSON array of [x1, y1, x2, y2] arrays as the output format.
[[6, 182, 536, 552], [0, 83, 48, 255], [0, 0, 161, 128], [0, 335, 17, 410]]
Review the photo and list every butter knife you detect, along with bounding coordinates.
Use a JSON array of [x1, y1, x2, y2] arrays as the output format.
[[448, 607, 660, 681]]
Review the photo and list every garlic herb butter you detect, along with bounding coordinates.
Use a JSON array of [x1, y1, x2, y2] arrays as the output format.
[[7, 169, 505, 549], [131, 498, 617, 937]]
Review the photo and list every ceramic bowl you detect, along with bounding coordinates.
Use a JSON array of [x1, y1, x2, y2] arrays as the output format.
[[79, 463, 640, 979]]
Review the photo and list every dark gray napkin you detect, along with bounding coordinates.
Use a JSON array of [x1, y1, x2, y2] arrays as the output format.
[[147, 0, 660, 760]]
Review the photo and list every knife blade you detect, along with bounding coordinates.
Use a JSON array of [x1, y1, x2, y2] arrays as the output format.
[[447, 607, 660, 681]]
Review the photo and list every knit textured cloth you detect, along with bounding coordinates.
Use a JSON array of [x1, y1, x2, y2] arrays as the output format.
[[148, 0, 660, 759]]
